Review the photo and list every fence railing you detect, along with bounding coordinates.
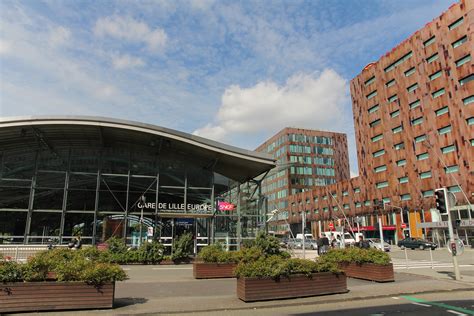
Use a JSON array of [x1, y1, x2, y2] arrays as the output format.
[[0, 245, 68, 262]]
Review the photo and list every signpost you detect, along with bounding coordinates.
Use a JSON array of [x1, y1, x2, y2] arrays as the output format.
[[328, 222, 334, 230]]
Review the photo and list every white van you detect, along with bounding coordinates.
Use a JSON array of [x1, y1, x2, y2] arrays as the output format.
[[296, 233, 313, 240], [321, 231, 363, 246]]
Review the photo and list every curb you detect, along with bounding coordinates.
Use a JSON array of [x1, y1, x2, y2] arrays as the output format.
[[120, 287, 474, 315]]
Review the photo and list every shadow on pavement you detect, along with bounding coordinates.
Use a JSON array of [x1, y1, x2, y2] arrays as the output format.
[[114, 297, 148, 308]]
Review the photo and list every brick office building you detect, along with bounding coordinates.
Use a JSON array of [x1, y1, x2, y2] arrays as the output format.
[[287, 0, 473, 245], [255, 128, 350, 233]]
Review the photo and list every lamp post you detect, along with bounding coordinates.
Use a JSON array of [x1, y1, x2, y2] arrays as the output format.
[[139, 195, 146, 247]]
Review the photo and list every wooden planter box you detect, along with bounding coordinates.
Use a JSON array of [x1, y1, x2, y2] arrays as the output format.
[[340, 262, 394, 282], [0, 282, 115, 313], [193, 262, 237, 279], [237, 272, 347, 302]]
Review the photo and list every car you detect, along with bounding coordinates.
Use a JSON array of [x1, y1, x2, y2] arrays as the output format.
[[287, 238, 303, 249], [303, 239, 318, 250], [397, 237, 437, 250], [279, 237, 289, 248], [367, 238, 391, 252]]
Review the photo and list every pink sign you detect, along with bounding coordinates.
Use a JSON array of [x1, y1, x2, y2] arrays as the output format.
[[218, 201, 235, 211]]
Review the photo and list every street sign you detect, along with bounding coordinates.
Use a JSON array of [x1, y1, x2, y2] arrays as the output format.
[[147, 226, 154, 237], [401, 223, 407, 229], [328, 222, 334, 230]]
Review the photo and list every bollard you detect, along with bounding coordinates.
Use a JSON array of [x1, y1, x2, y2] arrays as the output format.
[[404, 247, 409, 269], [429, 247, 434, 269]]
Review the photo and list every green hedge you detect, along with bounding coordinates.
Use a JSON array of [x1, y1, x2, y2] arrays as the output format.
[[198, 233, 290, 264], [318, 247, 391, 266], [0, 248, 127, 286], [235, 256, 340, 280]]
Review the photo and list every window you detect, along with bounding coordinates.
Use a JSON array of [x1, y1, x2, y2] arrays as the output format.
[[314, 209, 319, 214], [400, 194, 411, 201], [388, 94, 398, 102], [382, 197, 390, 204], [313, 197, 318, 203], [448, 17, 464, 30], [368, 104, 380, 114], [432, 88, 445, 98], [409, 99, 421, 109], [445, 165, 459, 174], [456, 54, 471, 67], [452, 35, 467, 48], [323, 207, 329, 212], [438, 125, 452, 135], [441, 144, 456, 154], [399, 176, 408, 184], [448, 185, 461, 193], [417, 152, 429, 161], [355, 202, 362, 208], [415, 134, 426, 143], [463, 95, 474, 105], [472, 139, 474, 146], [396, 159, 406, 166], [367, 90, 378, 100], [354, 188, 361, 193], [342, 191, 349, 196], [386, 79, 395, 87], [429, 70, 442, 81], [407, 83, 418, 93], [419, 171, 432, 179], [374, 165, 387, 173], [467, 117, 474, 126], [423, 35, 436, 47], [376, 181, 389, 189], [427, 53, 439, 63], [323, 195, 328, 200], [373, 149, 385, 158], [411, 117, 423, 126], [371, 134, 383, 142], [364, 200, 371, 206], [343, 204, 349, 210], [390, 109, 400, 118], [370, 119, 381, 127], [394, 142, 405, 150], [384, 51, 413, 72], [460, 74, 474, 86], [365, 76, 375, 86], [392, 125, 403, 134], [405, 67, 415, 77], [422, 190, 434, 197], [435, 106, 449, 116]]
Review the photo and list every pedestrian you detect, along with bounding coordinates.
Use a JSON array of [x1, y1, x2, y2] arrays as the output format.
[[356, 236, 370, 249], [319, 234, 330, 255]]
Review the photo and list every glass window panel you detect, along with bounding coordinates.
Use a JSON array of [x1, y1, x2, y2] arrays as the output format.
[[63, 212, 95, 237], [128, 176, 157, 212], [99, 175, 128, 212], [33, 188, 64, 210], [29, 211, 62, 239], [37, 149, 68, 172], [0, 211, 27, 243], [101, 148, 130, 174], [70, 148, 100, 173], [0, 180, 31, 209], [456, 54, 471, 67], [36, 171, 65, 189], [2, 150, 36, 180]]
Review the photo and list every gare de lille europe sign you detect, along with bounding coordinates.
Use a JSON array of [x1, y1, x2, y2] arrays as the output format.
[[137, 201, 213, 215]]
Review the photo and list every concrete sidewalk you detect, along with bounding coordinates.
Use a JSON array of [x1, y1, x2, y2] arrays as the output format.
[[16, 264, 474, 316]]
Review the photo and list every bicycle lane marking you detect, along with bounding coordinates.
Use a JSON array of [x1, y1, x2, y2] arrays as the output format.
[[400, 295, 474, 315]]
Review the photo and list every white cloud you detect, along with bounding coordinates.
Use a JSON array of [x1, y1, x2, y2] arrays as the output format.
[[94, 15, 167, 52], [48, 26, 71, 47], [112, 54, 145, 69], [194, 69, 350, 142], [0, 39, 12, 55]]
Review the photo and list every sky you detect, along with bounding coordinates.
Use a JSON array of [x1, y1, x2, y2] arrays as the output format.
[[0, 0, 455, 177]]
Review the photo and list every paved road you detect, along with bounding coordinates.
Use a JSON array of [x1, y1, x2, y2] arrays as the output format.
[[195, 291, 474, 316]]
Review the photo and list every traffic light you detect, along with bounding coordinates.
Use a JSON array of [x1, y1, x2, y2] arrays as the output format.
[[434, 188, 448, 215]]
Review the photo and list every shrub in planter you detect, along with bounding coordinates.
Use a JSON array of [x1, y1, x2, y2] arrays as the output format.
[[0, 261, 23, 283], [235, 256, 346, 302], [318, 248, 393, 282], [171, 233, 193, 262], [136, 240, 164, 264], [194, 244, 240, 279], [106, 236, 128, 255]]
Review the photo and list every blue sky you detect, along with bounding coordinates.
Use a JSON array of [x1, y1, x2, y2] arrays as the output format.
[[0, 0, 454, 176]]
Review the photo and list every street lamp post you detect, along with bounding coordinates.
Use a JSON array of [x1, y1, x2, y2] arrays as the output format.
[[302, 212, 306, 259], [139, 195, 146, 247]]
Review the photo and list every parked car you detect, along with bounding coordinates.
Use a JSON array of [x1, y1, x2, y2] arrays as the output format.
[[287, 238, 303, 249], [279, 237, 289, 248], [367, 238, 391, 252], [397, 238, 437, 250], [304, 239, 318, 250]]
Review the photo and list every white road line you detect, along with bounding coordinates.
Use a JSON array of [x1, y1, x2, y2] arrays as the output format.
[[122, 268, 131, 271], [446, 310, 467, 316], [411, 302, 431, 307], [392, 297, 400, 299]]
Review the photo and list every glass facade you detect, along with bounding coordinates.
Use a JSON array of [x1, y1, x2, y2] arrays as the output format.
[[0, 123, 271, 251]]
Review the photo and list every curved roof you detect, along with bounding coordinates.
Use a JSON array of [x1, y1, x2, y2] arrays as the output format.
[[0, 116, 275, 182]]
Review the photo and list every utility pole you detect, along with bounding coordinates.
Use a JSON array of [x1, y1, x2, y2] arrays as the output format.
[[302, 211, 306, 259]]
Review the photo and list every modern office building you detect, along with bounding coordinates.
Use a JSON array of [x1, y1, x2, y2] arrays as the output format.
[[0, 116, 275, 251], [255, 127, 350, 233], [287, 0, 473, 245]]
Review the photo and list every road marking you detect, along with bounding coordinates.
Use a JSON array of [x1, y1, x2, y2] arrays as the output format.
[[411, 302, 431, 307], [394, 264, 473, 270], [447, 310, 468, 316], [391, 297, 400, 299], [122, 268, 131, 271], [401, 296, 474, 315]]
